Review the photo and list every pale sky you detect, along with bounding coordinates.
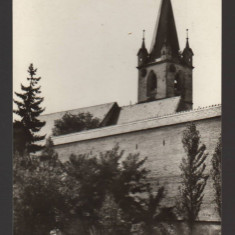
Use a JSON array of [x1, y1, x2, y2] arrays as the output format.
[[13, 0, 221, 115]]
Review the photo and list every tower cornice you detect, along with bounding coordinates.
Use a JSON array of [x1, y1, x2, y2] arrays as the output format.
[[137, 59, 194, 70]]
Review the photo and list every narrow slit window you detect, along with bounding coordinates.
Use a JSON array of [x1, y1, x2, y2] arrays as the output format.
[[147, 71, 157, 97]]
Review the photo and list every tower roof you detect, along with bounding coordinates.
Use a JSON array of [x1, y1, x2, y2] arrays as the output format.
[[137, 38, 148, 56], [150, 0, 180, 60], [137, 30, 148, 56], [183, 38, 194, 55], [183, 30, 194, 55]]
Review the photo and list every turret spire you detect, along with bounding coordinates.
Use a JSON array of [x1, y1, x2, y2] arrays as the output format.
[[186, 29, 190, 48], [141, 29, 146, 49], [137, 30, 148, 66], [149, 0, 179, 61], [182, 28, 194, 67]]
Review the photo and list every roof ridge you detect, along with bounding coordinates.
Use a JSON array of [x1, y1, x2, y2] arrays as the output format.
[[154, 104, 222, 119], [40, 102, 117, 117], [120, 96, 181, 109], [119, 104, 221, 125]]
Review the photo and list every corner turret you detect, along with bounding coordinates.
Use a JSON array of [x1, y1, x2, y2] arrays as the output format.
[[182, 29, 194, 67], [137, 30, 148, 66]]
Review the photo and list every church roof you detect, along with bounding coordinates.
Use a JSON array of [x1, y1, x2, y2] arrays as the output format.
[[37, 105, 221, 147], [117, 96, 181, 125], [38, 97, 181, 138], [38, 102, 117, 137], [37, 99, 221, 146], [149, 0, 180, 60]]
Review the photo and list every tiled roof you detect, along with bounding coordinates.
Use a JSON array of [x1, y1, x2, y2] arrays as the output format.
[[117, 96, 181, 125], [38, 102, 116, 137]]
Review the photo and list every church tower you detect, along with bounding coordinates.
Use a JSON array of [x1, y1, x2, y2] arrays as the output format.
[[137, 0, 194, 111]]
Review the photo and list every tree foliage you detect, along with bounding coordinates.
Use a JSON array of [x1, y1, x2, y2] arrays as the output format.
[[14, 142, 174, 235], [137, 187, 176, 235], [52, 112, 100, 136], [13, 121, 28, 156], [13, 138, 66, 235], [211, 135, 222, 217], [61, 146, 150, 233], [96, 194, 132, 235], [60, 145, 176, 234], [178, 122, 209, 231], [13, 63, 45, 153]]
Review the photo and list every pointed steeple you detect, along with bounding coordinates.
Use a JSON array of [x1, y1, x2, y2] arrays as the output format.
[[137, 30, 148, 66], [186, 38, 189, 48], [137, 30, 147, 55], [185, 29, 191, 49], [141, 38, 146, 50], [149, 0, 180, 61], [138, 38, 147, 56], [183, 29, 194, 66]]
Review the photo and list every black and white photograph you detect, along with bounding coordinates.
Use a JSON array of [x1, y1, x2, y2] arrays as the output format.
[[13, 0, 221, 234]]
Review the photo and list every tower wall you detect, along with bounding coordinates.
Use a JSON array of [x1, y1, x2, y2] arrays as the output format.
[[138, 61, 193, 108], [166, 63, 193, 109], [138, 63, 167, 102]]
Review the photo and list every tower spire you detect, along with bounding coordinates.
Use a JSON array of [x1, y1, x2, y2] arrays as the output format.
[[150, 0, 179, 61], [186, 29, 190, 48], [137, 29, 148, 66], [141, 29, 146, 49], [183, 28, 194, 67]]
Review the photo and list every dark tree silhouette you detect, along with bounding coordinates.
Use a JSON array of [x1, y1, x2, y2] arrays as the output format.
[[52, 112, 100, 136], [14, 141, 175, 235], [61, 146, 150, 234], [178, 122, 209, 233], [138, 186, 176, 235], [60, 146, 177, 235], [13, 121, 28, 155], [211, 135, 222, 217], [96, 193, 132, 235], [14, 63, 45, 153], [13, 138, 66, 235]]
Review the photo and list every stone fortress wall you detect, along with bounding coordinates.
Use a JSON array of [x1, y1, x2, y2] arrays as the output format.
[[40, 105, 221, 223]]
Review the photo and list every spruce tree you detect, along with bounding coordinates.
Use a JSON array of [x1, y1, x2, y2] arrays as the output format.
[[178, 122, 209, 233], [211, 135, 222, 217], [14, 63, 46, 153]]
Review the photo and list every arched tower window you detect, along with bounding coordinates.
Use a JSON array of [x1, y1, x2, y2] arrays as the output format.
[[174, 72, 184, 96], [147, 71, 157, 97]]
